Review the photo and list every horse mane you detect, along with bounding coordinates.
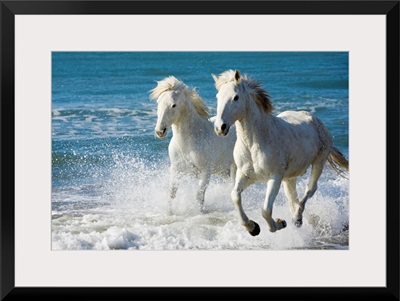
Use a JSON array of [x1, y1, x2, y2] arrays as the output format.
[[150, 76, 209, 118], [214, 70, 273, 114]]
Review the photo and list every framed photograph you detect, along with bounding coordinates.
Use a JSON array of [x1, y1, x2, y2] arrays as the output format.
[[2, 0, 399, 300]]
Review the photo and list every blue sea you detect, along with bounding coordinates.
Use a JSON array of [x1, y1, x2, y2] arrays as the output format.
[[52, 52, 349, 250]]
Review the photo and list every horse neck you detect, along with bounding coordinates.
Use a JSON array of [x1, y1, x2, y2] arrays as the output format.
[[236, 97, 276, 146], [171, 101, 209, 141]]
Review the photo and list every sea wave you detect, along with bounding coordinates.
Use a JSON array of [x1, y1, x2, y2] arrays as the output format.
[[52, 106, 158, 140]]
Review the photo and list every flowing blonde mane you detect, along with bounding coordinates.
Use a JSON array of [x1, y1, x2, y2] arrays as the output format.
[[214, 70, 273, 114], [150, 76, 209, 118]]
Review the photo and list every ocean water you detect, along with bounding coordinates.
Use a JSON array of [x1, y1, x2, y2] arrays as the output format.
[[52, 52, 349, 250]]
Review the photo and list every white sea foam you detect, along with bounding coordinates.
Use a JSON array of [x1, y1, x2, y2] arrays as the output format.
[[51, 154, 349, 251], [52, 106, 157, 140]]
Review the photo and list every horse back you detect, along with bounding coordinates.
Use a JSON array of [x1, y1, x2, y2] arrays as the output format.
[[275, 110, 333, 176], [278, 110, 332, 146]]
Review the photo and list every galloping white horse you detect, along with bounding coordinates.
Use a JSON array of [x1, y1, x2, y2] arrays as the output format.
[[213, 70, 349, 236], [150, 76, 236, 213]]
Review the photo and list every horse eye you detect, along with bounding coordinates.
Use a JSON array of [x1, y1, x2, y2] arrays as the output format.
[[171, 104, 176, 108], [233, 95, 239, 101]]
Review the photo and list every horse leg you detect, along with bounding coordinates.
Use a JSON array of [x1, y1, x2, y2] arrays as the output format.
[[230, 164, 237, 185], [294, 159, 325, 227], [168, 167, 181, 214], [282, 178, 299, 222], [231, 172, 260, 236], [197, 170, 210, 213], [261, 176, 287, 233]]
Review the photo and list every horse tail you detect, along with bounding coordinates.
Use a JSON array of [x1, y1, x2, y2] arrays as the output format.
[[327, 146, 349, 179]]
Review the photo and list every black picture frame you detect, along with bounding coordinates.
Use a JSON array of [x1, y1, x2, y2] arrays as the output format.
[[1, 1, 399, 300]]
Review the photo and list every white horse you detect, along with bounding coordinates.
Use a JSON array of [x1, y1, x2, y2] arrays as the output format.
[[150, 76, 237, 213], [213, 70, 349, 236]]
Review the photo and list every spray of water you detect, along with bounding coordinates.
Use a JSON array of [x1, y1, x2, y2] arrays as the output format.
[[52, 151, 349, 251]]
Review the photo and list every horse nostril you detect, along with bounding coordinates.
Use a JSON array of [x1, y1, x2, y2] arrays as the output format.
[[155, 128, 167, 137], [221, 124, 227, 131]]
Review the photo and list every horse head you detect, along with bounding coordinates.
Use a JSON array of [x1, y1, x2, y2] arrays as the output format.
[[212, 69, 273, 136], [150, 76, 187, 139], [212, 69, 246, 136]]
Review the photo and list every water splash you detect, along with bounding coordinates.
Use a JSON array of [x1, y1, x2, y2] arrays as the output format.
[[52, 152, 349, 250]]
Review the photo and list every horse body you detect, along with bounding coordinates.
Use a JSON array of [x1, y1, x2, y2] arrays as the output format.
[[168, 109, 235, 178], [213, 70, 348, 236], [150, 76, 236, 213], [234, 112, 324, 181]]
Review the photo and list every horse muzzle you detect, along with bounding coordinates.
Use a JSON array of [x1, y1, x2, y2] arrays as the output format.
[[214, 122, 229, 136], [155, 127, 168, 139]]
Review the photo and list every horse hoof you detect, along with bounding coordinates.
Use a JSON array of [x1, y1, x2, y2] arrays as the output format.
[[341, 223, 349, 233], [278, 219, 287, 229], [199, 204, 206, 214], [249, 222, 261, 236], [294, 219, 303, 227], [276, 218, 287, 229]]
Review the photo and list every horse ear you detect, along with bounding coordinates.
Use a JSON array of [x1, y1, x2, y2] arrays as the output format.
[[234, 70, 241, 83], [211, 74, 218, 83]]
